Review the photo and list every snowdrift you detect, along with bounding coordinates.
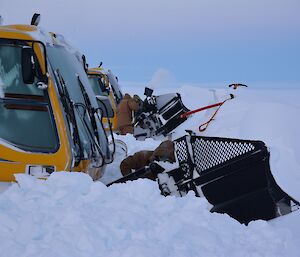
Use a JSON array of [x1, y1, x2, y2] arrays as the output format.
[[0, 86, 300, 256], [0, 172, 299, 257], [111, 86, 300, 202]]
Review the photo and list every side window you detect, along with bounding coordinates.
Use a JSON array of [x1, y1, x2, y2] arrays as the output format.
[[88, 75, 109, 96], [88, 75, 102, 95], [0, 43, 58, 152], [99, 75, 109, 96], [0, 45, 44, 96]]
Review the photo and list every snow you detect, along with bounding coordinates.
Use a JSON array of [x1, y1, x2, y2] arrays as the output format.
[[176, 87, 300, 201], [105, 86, 300, 201], [26, 26, 55, 47], [1, 86, 300, 256], [0, 172, 299, 257]]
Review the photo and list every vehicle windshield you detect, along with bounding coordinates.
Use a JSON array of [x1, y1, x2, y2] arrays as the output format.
[[88, 75, 114, 118], [88, 75, 109, 96], [47, 45, 109, 158], [0, 43, 58, 152], [106, 70, 123, 104], [96, 97, 114, 118]]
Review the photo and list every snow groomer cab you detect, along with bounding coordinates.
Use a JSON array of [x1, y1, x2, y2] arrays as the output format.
[[0, 14, 111, 181], [87, 66, 123, 131]]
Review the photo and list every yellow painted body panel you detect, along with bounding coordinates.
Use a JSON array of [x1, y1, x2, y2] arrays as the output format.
[[0, 77, 72, 182], [0, 24, 95, 181], [87, 69, 119, 131]]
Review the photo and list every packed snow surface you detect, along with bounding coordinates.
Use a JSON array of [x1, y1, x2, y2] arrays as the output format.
[[1, 172, 299, 257], [1, 86, 300, 257]]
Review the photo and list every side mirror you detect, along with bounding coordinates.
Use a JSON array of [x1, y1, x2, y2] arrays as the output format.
[[21, 47, 35, 84], [98, 78, 109, 95], [82, 54, 88, 72], [32, 41, 48, 85]]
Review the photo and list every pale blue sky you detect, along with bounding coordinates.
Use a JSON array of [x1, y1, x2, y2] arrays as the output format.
[[1, 0, 299, 88]]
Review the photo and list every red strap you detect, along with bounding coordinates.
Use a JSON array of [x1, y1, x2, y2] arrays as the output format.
[[180, 102, 223, 119], [198, 96, 233, 132], [199, 104, 223, 132]]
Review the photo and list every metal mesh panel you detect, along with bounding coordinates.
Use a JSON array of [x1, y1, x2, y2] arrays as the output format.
[[191, 137, 256, 175], [170, 135, 299, 224], [175, 137, 189, 163], [174, 137, 193, 178]]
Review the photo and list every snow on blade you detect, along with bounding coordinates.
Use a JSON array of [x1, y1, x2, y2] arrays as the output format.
[[0, 172, 298, 257]]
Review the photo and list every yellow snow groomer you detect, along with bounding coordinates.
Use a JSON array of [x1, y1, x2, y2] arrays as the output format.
[[87, 67, 123, 131], [0, 16, 111, 182]]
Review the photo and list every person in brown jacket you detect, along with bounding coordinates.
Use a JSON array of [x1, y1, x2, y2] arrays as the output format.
[[120, 150, 154, 176], [116, 93, 141, 135], [120, 140, 176, 180]]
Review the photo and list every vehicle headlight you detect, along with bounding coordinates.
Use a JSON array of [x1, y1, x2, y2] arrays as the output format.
[[26, 165, 55, 178]]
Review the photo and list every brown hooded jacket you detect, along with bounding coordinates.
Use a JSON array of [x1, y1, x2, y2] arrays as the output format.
[[116, 93, 140, 134], [120, 140, 176, 180]]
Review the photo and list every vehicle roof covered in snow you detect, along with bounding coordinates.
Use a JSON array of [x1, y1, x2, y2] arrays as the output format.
[[1, 24, 77, 49], [0, 24, 84, 63], [0, 24, 52, 43]]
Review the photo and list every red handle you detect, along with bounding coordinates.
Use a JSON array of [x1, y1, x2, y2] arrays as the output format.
[[180, 102, 223, 119]]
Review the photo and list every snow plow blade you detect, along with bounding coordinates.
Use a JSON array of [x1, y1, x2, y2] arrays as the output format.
[[159, 135, 299, 224]]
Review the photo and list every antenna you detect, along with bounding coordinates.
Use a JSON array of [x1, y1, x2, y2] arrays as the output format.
[[31, 13, 41, 26]]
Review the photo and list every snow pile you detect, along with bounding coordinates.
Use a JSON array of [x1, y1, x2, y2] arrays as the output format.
[[0, 172, 299, 257], [1, 86, 300, 256], [106, 86, 300, 201], [176, 87, 300, 201]]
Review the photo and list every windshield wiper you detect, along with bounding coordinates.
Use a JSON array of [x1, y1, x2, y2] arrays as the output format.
[[77, 76, 109, 164], [95, 98, 116, 164], [73, 102, 105, 168], [77, 76, 99, 138], [77, 75, 115, 164], [54, 69, 83, 166]]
